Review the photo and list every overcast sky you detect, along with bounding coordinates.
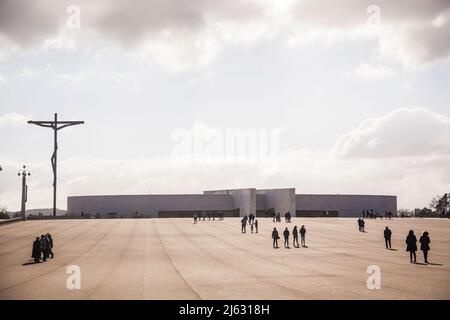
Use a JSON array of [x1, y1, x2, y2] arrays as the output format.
[[1, 0, 450, 211]]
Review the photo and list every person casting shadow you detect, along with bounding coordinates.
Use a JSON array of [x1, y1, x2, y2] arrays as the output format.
[[384, 227, 392, 249], [292, 226, 299, 248], [272, 228, 279, 248], [241, 218, 247, 233], [300, 225, 306, 247], [283, 227, 290, 248], [31, 237, 41, 263], [406, 230, 417, 263], [419, 231, 431, 264], [46, 233, 54, 259]]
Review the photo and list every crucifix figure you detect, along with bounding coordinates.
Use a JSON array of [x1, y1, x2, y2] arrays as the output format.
[[28, 113, 84, 217]]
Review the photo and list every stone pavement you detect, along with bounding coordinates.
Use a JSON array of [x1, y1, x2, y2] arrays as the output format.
[[0, 218, 449, 299]]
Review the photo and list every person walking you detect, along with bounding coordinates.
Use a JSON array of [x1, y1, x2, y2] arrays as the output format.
[[283, 227, 290, 248], [254, 219, 258, 233], [419, 231, 431, 264], [47, 233, 54, 258], [241, 218, 247, 233], [40, 234, 49, 262], [272, 228, 279, 248], [250, 222, 254, 233], [292, 226, 299, 247], [405, 230, 417, 263], [31, 237, 41, 263], [361, 219, 365, 232], [300, 225, 306, 247], [384, 227, 392, 249]]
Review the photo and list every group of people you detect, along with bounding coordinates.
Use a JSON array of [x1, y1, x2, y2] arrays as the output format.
[[193, 212, 224, 224], [271, 211, 292, 223], [272, 225, 306, 249], [31, 233, 54, 263], [363, 210, 393, 220], [406, 230, 431, 263], [360, 218, 432, 264], [241, 215, 258, 233]]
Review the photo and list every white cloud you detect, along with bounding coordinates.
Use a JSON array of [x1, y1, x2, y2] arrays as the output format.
[[349, 63, 395, 80], [333, 108, 450, 158], [0, 112, 29, 127], [290, 0, 450, 69], [1, 0, 449, 70]]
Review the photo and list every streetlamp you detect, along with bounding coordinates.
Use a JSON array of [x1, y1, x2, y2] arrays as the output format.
[[18, 165, 31, 220]]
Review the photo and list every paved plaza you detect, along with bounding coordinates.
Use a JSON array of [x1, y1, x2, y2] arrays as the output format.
[[0, 218, 449, 300]]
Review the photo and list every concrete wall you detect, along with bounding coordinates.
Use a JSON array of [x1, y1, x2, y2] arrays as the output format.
[[295, 194, 397, 217], [67, 194, 234, 217], [204, 188, 255, 216], [67, 189, 397, 219], [256, 194, 266, 211], [257, 188, 296, 216]]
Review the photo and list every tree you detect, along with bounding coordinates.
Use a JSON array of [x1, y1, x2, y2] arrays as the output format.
[[418, 207, 433, 217], [435, 193, 449, 217], [398, 209, 413, 217], [429, 194, 441, 209]]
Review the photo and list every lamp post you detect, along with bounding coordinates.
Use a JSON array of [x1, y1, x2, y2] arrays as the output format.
[[18, 165, 31, 220]]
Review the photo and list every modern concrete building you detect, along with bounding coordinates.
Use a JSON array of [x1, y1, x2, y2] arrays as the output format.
[[67, 188, 397, 218]]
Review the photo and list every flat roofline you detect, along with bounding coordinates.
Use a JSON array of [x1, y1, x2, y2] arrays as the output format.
[[295, 194, 397, 197], [204, 188, 256, 192], [68, 193, 232, 198]]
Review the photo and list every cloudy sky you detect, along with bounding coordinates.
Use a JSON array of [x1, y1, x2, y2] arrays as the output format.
[[1, 0, 450, 211]]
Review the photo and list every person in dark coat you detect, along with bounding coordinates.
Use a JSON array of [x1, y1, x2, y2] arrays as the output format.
[[405, 230, 417, 263], [357, 218, 362, 231], [300, 225, 306, 247], [283, 227, 290, 248], [384, 227, 392, 249], [31, 237, 41, 263], [241, 218, 247, 233], [254, 219, 258, 233], [292, 226, 299, 247], [272, 228, 279, 248], [46, 233, 54, 258], [40, 234, 49, 262], [419, 231, 431, 263]]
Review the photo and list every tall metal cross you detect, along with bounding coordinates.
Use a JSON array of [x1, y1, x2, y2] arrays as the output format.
[[28, 113, 84, 217]]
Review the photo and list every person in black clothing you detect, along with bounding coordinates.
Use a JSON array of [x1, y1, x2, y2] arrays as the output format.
[[283, 227, 290, 248], [357, 218, 362, 231], [241, 218, 247, 233], [46, 233, 54, 258], [300, 225, 306, 247], [419, 231, 431, 264], [405, 230, 417, 263], [361, 219, 365, 232], [250, 222, 254, 233], [40, 234, 49, 262], [272, 228, 279, 248], [292, 226, 299, 248], [31, 237, 41, 263], [384, 227, 392, 249], [254, 219, 258, 233]]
